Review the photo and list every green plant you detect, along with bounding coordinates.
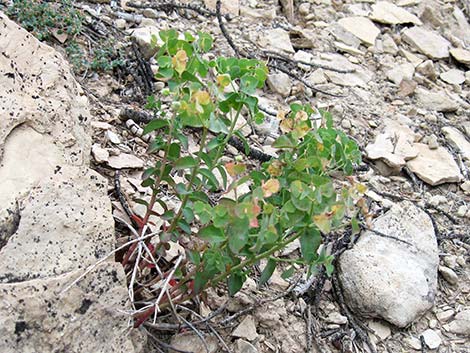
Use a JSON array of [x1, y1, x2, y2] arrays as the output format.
[[89, 39, 125, 72], [122, 30, 364, 326], [7, 0, 82, 41]]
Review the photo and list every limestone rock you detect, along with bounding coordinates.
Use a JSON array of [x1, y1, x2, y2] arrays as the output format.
[[386, 63, 415, 85], [439, 266, 458, 285], [338, 202, 439, 327], [107, 153, 145, 169], [444, 310, 470, 335], [406, 143, 462, 185], [204, 0, 239, 16], [440, 69, 466, 85], [0, 262, 138, 353], [370, 1, 422, 25], [402, 27, 450, 59], [260, 29, 294, 54], [338, 17, 380, 46], [235, 339, 258, 353], [128, 26, 161, 59], [267, 73, 292, 97], [169, 333, 218, 353], [450, 48, 470, 65], [442, 126, 470, 161], [232, 315, 258, 341], [415, 88, 459, 112], [421, 329, 442, 349], [416, 60, 437, 81], [365, 120, 417, 170]]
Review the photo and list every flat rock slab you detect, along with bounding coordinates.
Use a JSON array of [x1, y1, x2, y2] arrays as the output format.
[[402, 27, 450, 59], [370, 1, 422, 25], [338, 202, 438, 328], [407, 143, 462, 185], [0, 262, 138, 353], [0, 167, 114, 283], [338, 17, 380, 46], [450, 48, 470, 65], [442, 126, 470, 161], [415, 88, 459, 112]]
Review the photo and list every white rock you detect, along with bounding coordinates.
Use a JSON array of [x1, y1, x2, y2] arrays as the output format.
[[439, 266, 459, 285], [235, 339, 258, 353], [267, 73, 292, 97], [461, 180, 470, 192], [127, 26, 162, 59], [169, 333, 218, 353], [450, 48, 470, 65], [404, 336, 422, 350], [368, 320, 392, 340], [298, 3, 311, 16], [338, 202, 438, 327], [370, 1, 422, 25], [307, 69, 327, 84], [442, 126, 470, 160], [416, 60, 437, 81], [335, 41, 365, 55], [232, 315, 258, 341], [421, 329, 442, 349], [106, 130, 121, 144], [325, 312, 348, 325], [440, 69, 466, 85], [436, 309, 455, 322], [338, 17, 380, 46], [114, 18, 127, 29], [204, 0, 240, 16], [324, 69, 373, 88], [429, 195, 447, 206], [365, 120, 417, 169], [407, 143, 462, 185], [457, 205, 467, 217], [293, 50, 314, 70], [415, 88, 459, 112], [443, 310, 470, 335], [402, 27, 450, 59], [91, 144, 109, 163], [382, 34, 399, 54], [386, 63, 415, 85], [261, 29, 295, 54], [107, 153, 145, 169]]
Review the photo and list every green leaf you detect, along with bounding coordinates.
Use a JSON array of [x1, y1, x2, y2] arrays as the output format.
[[281, 266, 295, 280], [197, 32, 213, 52], [168, 143, 181, 161], [177, 219, 191, 234], [194, 201, 212, 225], [216, 165, 228, 190], [198, 225, 225, 244], [157, 55, 172, 68], [143, 119, 169, 135], [258, 258, 276, 287], [227, 217, 249, 253], [194, 272, 208, 294], [228, 272, 245, 296], [199, 168, 219, 190], [142, 167, 158, 180], [240, 75, 258, 94], [300, 228, 321, 263], [174, 156, 197, 170], [272, 135, 296, 149]]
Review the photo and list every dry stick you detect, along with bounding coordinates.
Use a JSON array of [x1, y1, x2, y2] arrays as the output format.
[[114, 171, 135, 222], [178, 305, 233, 353], [60, 219, 158, 294], [362, 225, 413, 246], [331, 274, 377, 353], [177, 313, 211, 353]]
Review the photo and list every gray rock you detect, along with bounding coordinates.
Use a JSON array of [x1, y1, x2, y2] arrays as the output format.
[[338, 17, 380, 46], [406, 143, 462, 185], [260, 28, 294, 54], [386, 63, 415, 85], [169, 333, 218, 353], [267, 73, 292, 97], [416, 60, 437, 81], [235, 339, 258, 353], [415, 88, 459, 112], [370, 1, 422, 25], [107, 153, 145, 169], [402, 27, 450, 59], [440, 69, 466, 85], [450, 48, 470, 65], [382, 34, 399, 54], [204, 0, 239, 16], [338, 202, 438, 327], [442, 126, 470, 160], [439, 266, 459, 285], [444, 310, 470, 335], [232, 315, 258, 341], [0, 262, 138, 353], [421, 329, 442, 349]]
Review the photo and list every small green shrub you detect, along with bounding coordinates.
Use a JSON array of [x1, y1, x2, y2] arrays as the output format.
[[7, 0, 82, 41], [124, 30, 365, 326]]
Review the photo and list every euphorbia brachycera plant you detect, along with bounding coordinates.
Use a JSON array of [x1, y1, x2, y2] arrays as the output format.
[[122, 30, 364, 326]]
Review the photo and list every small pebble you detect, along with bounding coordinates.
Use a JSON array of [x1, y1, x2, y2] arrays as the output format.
[[421, 329, 442, 349], [439, 266, 458, 285]]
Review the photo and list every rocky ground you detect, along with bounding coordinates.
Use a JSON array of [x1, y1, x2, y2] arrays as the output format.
[[1, 0, 469, 352]]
